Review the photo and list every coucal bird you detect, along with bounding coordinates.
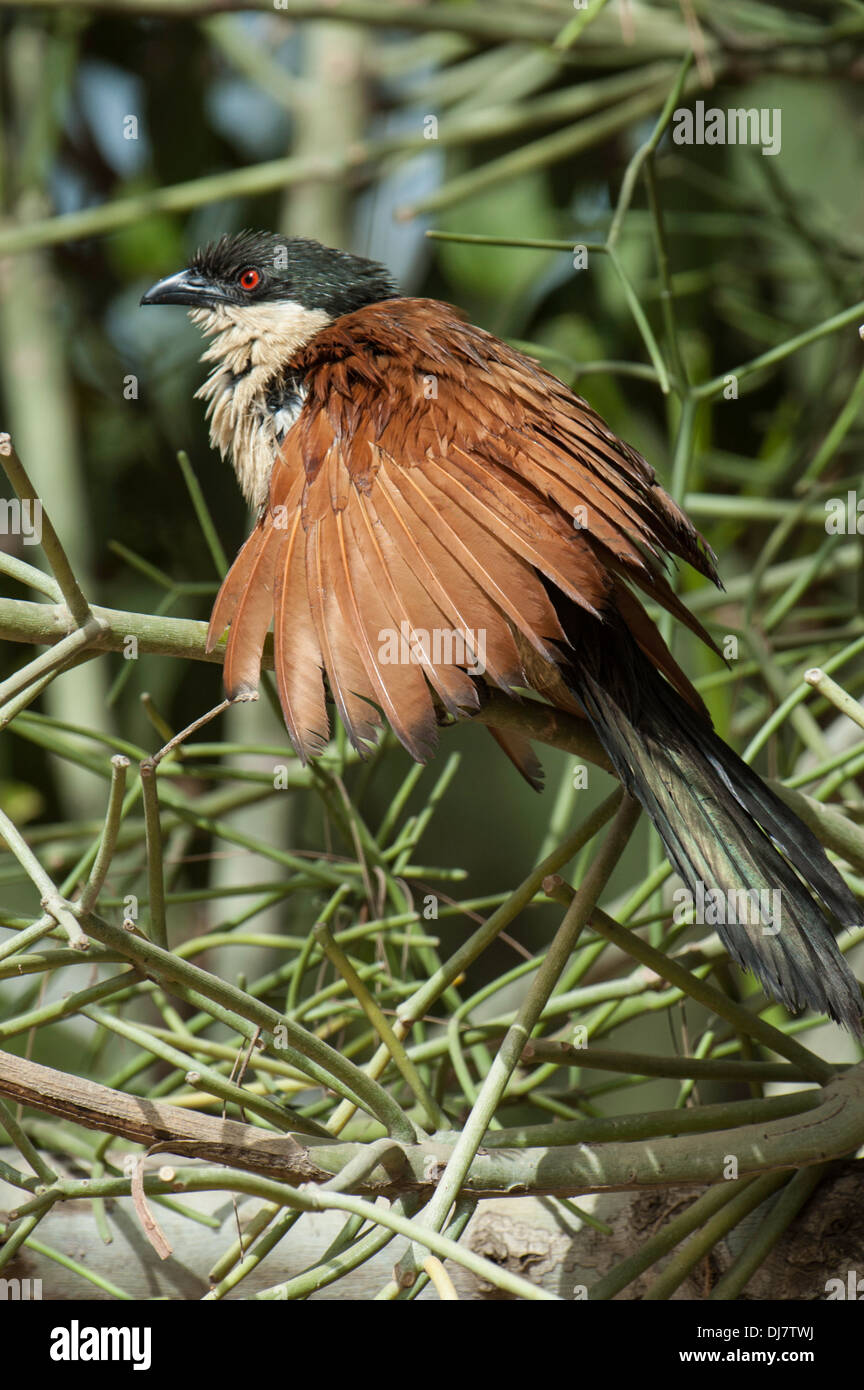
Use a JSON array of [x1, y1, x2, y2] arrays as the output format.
[[142, 230, 863, 1034]]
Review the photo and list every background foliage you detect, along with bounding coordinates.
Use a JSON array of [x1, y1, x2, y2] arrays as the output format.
[[1, 0, 864, 1300]]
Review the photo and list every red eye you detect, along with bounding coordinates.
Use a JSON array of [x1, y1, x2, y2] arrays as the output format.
[[239, 268, 260, 291]]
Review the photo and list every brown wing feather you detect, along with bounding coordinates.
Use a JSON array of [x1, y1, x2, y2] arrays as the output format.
[[208, 295, 724, 767], [427, 452, 610, 615], [272, 506, 330, 759], [345, 490, 480, 718], [609, 577, 709, 718], [330, 508, 439, 761], [384, 463, 566, 662], [486, 726, 545, 791], [207, 526, 268, 656], [220, 525, 281, 698], [305, 513, 382, 755], [371, 470, 525, 690]]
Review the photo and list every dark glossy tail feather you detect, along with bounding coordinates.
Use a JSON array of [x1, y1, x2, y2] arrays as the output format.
[[562, 613, 863, 1035]]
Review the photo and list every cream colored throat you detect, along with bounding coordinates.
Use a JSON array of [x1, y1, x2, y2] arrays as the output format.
[[192, 301, 331, 508]]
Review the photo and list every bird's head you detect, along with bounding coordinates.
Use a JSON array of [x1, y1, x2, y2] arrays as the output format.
[[140, 230, 400, 331]]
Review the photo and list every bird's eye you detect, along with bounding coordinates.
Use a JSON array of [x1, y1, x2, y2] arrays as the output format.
[[239, 268, 260, 291]]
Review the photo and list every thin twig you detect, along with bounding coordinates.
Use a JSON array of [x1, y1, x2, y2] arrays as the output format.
[[139, 761, 167, 949], [314, 922, 447, 1131], [80, 756, 130, 913], [0, 805, 88, 949]]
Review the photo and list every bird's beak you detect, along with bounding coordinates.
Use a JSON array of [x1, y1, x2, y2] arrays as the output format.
[[140, 268, 225, 308]]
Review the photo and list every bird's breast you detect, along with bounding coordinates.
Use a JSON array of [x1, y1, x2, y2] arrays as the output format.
[[192, 302, 330, 508]]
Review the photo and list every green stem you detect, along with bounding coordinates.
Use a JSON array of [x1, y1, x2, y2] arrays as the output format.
[[139, 760, 167, 948], [708, 1164, 825, 1301], [77, 908, 419, 1142], [412, 797, 640, 1244], [314, 923, 447, 1131], [80, 754, 129, 912], [0, 803, 88, 948], [694, 299, 864, 400], [580, 904, 834, 1083]]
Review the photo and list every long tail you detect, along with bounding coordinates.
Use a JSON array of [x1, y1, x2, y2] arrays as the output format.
[[561, 613, 863, 1034]]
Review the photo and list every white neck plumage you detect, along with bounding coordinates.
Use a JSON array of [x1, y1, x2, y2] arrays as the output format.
[[190, 301, 331, 509]]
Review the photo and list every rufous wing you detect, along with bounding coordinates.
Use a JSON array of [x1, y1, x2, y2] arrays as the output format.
[[207, 297, 721, 765]]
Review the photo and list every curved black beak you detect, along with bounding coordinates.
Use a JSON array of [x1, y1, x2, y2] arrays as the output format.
[[140, 268, 225, 308]]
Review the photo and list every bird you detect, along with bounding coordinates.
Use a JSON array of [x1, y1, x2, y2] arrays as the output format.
[[141, 229, 863, 1034]]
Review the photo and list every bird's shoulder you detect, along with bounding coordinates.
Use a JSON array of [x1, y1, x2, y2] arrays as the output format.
[[278, 296, 718, 588], [290, 296, 615, 452]]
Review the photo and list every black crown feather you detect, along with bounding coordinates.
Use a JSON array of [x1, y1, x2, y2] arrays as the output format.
[[190, 230, 400, 317]]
